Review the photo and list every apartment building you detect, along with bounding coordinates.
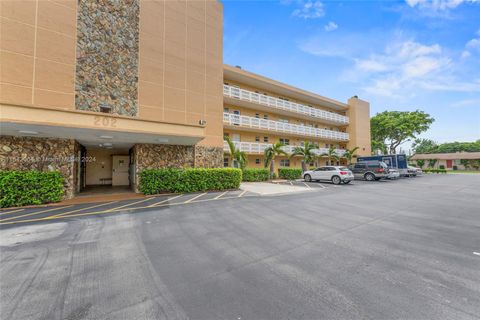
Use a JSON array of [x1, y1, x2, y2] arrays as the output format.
[[0, 0, 370, 199], [222, 65, 371, 169], [1, 0, 223, 198]]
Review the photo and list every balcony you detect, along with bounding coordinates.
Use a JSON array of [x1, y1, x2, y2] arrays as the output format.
[[223, 141, 346, 156], [223, 112, 349, 141], [223, 84, 349, 125]]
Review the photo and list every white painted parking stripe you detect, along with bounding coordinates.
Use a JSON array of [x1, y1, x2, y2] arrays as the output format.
[[184, 193, 207, 203], [238, 190, 247, 197], [148, 194, 183, 207], [0, 208, 24, 216], [303, 182, 312, 189], [214, 191, 228, 199], [106, 198, 152, 211], [474, 252, 480, 256]]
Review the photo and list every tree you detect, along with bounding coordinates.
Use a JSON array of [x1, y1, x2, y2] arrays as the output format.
[[342, 146, 359, 165], [264, 142, 287, 177], [460, 159, 470, 169], [225, 137, 248, 170], [321, 146, 339, 165], [371, 110, 434, 154], [416, 159, 425, 168], [412, 138, 437, 154], [428, 159, 437, 168], [290, 141, 317, 172]]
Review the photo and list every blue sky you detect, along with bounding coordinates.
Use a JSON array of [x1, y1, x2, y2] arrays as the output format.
[[222, 0, 480, 149]]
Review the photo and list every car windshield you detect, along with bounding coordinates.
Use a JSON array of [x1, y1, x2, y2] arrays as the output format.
[[339, 167, 349, 171]]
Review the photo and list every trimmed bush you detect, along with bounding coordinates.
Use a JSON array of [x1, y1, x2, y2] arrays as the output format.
[[439, 165, 445, 169], [278, 168, 303, 180], [423, 169, 447, 174], [0, 170, 65, 208], [139, 168, 242, 195], [242, 168, 269, 182]]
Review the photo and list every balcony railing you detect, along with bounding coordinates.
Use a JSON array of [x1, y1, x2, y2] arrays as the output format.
[[223, 84, 349, 125], [223, 141, 346, 156], [223, 112, 349, 141]]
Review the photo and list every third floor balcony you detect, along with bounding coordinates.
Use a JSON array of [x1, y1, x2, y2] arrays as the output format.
[[223, 84, 349, 126], [223, 112, 350, 141]]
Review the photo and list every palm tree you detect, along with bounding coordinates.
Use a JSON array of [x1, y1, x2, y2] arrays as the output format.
[[264, 142, 287, 178], [290, 141, 317, 172], [225, 136, 248, 170], [321, 146, 339, 166], [342, 146, 359, 165]]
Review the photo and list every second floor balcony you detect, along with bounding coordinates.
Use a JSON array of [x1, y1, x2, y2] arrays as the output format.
[[223, 112, 350, 141], [223, 141, 346, 156], [223, 84, 349, 125]]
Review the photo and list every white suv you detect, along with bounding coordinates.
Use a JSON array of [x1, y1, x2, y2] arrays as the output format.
[[303, 166, 354, 185]]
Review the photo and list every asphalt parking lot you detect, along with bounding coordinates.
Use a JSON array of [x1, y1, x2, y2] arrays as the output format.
[[1, 174, 480, 319]]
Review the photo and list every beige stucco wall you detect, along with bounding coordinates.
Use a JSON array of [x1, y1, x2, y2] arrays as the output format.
[[346, 97, 371, 156], [138, 0, 224, 147], [0, 0, 77, 109]]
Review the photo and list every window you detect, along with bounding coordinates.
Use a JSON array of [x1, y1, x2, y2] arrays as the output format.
[[263, 114, 269, 120], [255, 113, 260, 118], [279, 119, 289, 123], [232, 134, 240, 142], [355, 163, 366, 169], [224, 158, 229, 167], [264, 136, 269, 143], [255, 158, 260, 165], [280, 138, 290, 145], [224, 107, 229, 113], [255, 136, 260, 142], [454, 159, 461, 165], [280, 159, 290, 167]]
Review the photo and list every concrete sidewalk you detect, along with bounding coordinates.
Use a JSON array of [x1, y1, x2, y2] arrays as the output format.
[[240, 181, 312, 195]]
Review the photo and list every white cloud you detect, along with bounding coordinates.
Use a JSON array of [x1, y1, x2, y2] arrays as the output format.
[[466, 38, 480, 49], [292, 1, 325, 19], [324, 21, 338, 32], [405, 0, 479, 10], [451, 98, 480, 107]]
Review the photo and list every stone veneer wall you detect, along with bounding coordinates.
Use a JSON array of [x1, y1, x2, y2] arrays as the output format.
[[75, 0, 140, 116], [194, 146, 224, 168], [0, 136, 77, 199]]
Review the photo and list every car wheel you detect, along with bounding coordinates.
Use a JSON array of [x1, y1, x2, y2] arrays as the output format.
[[331, 176, 341, 185], [304, 174, 312, 182], [344, 180, 351, 184], [365, 173, 375, 181]]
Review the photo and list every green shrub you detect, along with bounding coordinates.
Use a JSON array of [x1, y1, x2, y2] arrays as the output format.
[[278, 168, 303, 180], [0, 170, 64, 208], [423, 169, 447, 174], [439, 165, 445, 169], [242, 168, 269, 182], [139, 168, 242, 195]]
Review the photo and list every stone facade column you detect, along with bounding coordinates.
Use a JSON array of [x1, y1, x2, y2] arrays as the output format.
[[0, 136, 77, 199]]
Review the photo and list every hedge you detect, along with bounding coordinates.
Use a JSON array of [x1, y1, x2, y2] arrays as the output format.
[[0, 170, 64, 208], [423, 169, 447, 174], [242, 168, 269, 182], [278, 168, 303, 180], [139, 168, 242, 195]]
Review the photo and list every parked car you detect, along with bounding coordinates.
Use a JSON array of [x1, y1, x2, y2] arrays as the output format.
[[303, 166, 354, 185], [407, 166, 422, 177], [348, 161, 389, 181], [387, 168, 400, 179]]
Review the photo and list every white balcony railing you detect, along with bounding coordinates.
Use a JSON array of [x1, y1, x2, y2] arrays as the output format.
[[223, 141, 346, 156], [223, 112, 349, 141], [223, 84, 349, 125]]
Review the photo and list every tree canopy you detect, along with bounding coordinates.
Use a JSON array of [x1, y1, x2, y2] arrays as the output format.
[[413, 139, 480, 154], [371, 110, 434, 154]]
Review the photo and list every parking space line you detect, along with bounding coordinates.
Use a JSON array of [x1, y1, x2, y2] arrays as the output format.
[[214, 191, 228, 199], [289, 181, 293, 186], [0, 209, 24, 216], [238, 190, 247, 197], [302, 182, 312, 189], [105, 198, 152, 212], [48, 201, 119, 219], [0, 205, 73, 222], [184, 193, 207, 203], [148, 194, 183, 207]]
